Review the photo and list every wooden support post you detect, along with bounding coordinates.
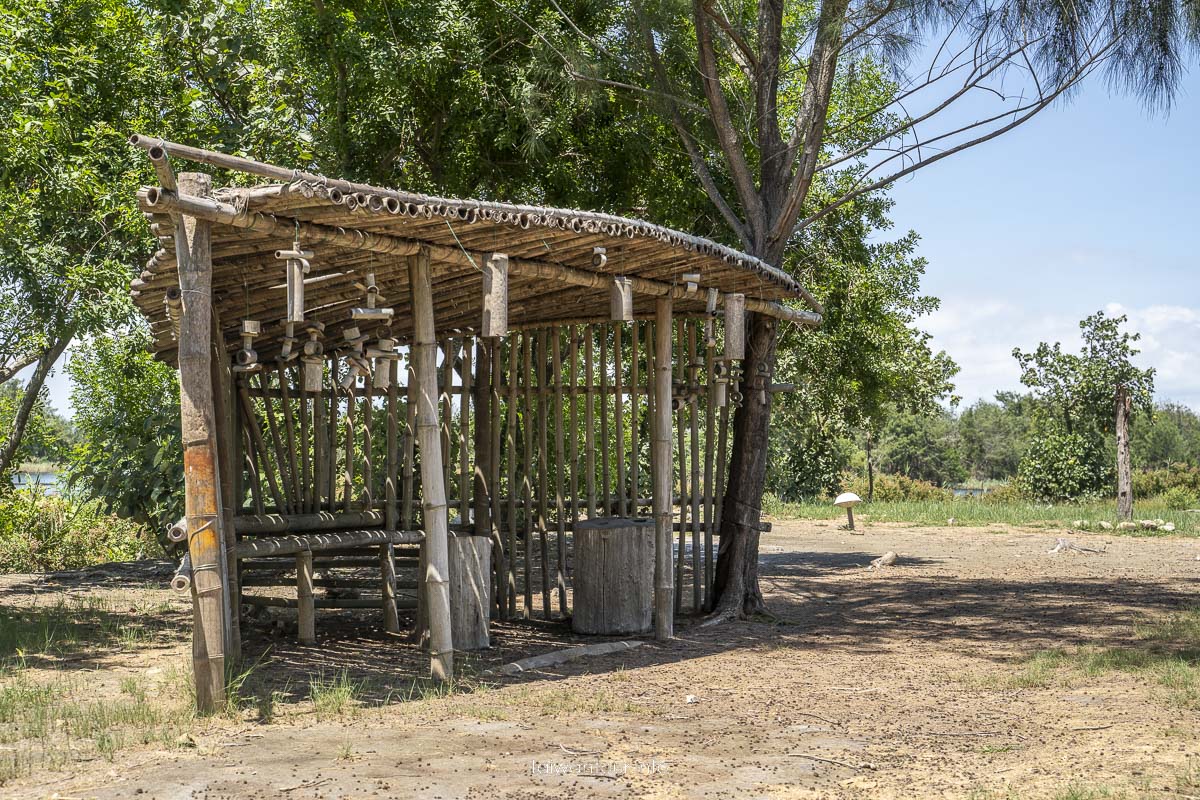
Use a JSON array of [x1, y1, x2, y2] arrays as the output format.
[[688, 321, 701, 610], [487, 339, 506, 619], [296, 549, 315, 644], [703, 334, 717, 606], [409, 250, 455, 680], [382, 358, 400, 633], [176, 171, 228, 712], [652, 299, 674, 641], [472, 339, 494, 611]]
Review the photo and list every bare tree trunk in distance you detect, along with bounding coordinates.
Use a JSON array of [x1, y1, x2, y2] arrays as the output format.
[[0, 335, 71, 478], [1116, 386, 1133, 521]]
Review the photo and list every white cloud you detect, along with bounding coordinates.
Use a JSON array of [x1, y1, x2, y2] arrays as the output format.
[[924, 301, 1200, 410]]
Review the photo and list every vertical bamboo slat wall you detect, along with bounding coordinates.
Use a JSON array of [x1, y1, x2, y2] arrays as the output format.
[[228, 315, 737, 622]]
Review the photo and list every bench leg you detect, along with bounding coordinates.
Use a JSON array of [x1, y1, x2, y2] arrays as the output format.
[[380, 543, 400, 633], [296, 550, 315, 644]]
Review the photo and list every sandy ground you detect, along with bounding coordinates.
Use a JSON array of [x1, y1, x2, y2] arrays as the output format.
[[4, 520, 1200, 799]]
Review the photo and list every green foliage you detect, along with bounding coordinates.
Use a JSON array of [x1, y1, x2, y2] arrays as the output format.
[[1132, 465, 1200, 500], [1132, 403, 1200, 468], [0, 488, 151, 572], [1016, 421, 1113, 502], [65, 327, 182, 533], [840, 471, 950, 502], [0, 381, 73, 470], [957, 393, 1033, 481], [873, 407, 965, 487], [1161, 486, 1197, 511]]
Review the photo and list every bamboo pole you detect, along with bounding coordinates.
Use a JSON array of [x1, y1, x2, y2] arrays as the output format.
[[409, 250, 454, 680], [652, 299, 674, 641], [614, 323, 626, 517], [599, 327, 610, 515], [362, 371, 375, 509], [568, 327, 580, 526], [703, 335, 717, 606], [675, 321, 686, 614], [584, 327, 596, 519], [210, 312, 240, 664], [505, 337, 518, 618], [630, 321, 640, 514], [688, 321, 701, 610], [460, 341, 472, 525], [382, 357, 400, 633], [328, 356, 339, 507], [243, 427, 265, 515], [239, 382, 285, 513], [299, 366, 312, 513], [441, 339, 453, 519], [297, 550, 315, 644], [175, 172, 227, 712], [276, 363, 302, 509], [260, 372, 295, 513], [343, 381, 355, 513], [472, 339, 493, 612], [315, 383, 328, 511], [403, 366, 416, 528], [537, 331, 552, 617], [552, 328, 567, 613], [522, 333, 534, 617], [488, 338, 506, 619]]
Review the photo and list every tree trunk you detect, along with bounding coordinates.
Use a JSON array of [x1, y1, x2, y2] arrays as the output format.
[[712, 311, 777, 617], [1116, 386, 1133, 522], [866, 431, 875, 502], [0, 335, 71, 478]]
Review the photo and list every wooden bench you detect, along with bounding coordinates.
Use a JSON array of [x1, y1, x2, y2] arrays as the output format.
[[232, 513, 424, 643]]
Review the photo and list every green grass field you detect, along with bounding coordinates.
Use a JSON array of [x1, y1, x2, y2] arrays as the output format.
[[763, 495, 1199, 535]]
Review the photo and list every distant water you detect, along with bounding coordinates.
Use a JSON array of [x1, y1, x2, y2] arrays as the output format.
[[10, 471, 59, 495]]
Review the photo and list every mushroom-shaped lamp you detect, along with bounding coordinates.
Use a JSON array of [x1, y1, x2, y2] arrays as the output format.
[[834, 492, 862, 530]]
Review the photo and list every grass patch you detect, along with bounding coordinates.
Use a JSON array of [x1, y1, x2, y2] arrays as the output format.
[[0, 596, 180, 674], [0, 670, 193, 784], [986, 608, 1200, 708], [308, 670, 364, 718], [763, 496, 1198, 535]]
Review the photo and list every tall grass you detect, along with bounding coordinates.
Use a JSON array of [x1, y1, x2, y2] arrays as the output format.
[[0, 487, 154, 572], [763, 494, 1199, 534]]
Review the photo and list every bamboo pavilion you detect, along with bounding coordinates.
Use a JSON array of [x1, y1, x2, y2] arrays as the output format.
[[127, 135, 822, 711]]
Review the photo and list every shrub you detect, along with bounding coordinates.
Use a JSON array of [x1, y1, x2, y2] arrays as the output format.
[[1016, 424, 1112, 502], [1133, 464, 1200, 500], [840, 471, 951, 502], [0, 489, 154, 573], [1162, 486, 1198, 511], [980, 481, 1027, 505]]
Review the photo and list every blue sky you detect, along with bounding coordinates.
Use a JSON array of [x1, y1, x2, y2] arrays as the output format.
[[34, 74, 1200, 418], [883, 79, 1200, 410]]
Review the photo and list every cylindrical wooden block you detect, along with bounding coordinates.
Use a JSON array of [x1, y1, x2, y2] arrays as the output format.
[[572, 517, 655, 635], [450, 533, 492, 650]]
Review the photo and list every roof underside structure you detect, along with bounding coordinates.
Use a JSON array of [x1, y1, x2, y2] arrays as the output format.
[[130, 137, 822, 362]]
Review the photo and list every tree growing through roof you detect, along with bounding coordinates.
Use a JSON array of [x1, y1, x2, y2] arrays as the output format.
[[1014, 311, 1155, 516], [535, 0, 1198, 616]]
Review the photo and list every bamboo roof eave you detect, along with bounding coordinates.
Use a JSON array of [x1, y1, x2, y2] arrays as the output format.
[[128, 136, 824, 359]]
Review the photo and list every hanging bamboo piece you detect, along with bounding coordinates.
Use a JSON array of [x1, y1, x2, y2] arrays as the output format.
[[482, 253, 509, 337], [610, 277, 633, 321], [551, 328, 567, 613], [409, 250, 454, 680], [175, 171, 227, 712], [725, 293, 746, 361], [652, 299, 674, 641]]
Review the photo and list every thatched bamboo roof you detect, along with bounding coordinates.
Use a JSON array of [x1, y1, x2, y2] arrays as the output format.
[[129, 137, 820, 361]]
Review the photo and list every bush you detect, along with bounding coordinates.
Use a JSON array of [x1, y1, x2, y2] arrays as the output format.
[[1161, 486, 1198, 511], [980, 481, 1027, 505], [1016, 424, 1112, 502], [0, 489, 154, 573], [840, 471, 951, 502], [1133, 464, 1200, 500]]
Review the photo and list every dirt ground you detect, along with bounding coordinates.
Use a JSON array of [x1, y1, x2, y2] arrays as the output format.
[[4, 519, 1200, 799]]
